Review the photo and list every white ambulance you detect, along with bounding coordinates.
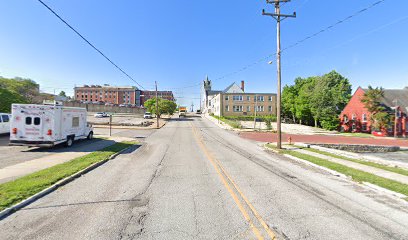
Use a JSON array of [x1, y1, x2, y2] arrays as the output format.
[[10, 102, 94, 147]]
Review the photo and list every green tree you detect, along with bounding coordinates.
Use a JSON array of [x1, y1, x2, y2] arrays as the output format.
[[361, 86, 389, 131], [58, 91, 67, 97], [282, 85, 297, 122], [0, 77, 39, 102], [144, 98, 177, 117], [309, 71, 352, 129], [0, 88, 28, 113], [294, 77, 314, 125]]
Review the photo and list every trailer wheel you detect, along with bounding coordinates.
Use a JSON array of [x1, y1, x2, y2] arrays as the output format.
[[66, 137, 74, 147], [87, 131, 93, 140]]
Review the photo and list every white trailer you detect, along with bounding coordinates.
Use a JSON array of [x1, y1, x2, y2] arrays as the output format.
[[9, 103, 93, 147]]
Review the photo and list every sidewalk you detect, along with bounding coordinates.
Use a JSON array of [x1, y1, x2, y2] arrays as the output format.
[[241, 132, 408, 147], [293, 148, 408, 185], [0, 137, 131, 184]]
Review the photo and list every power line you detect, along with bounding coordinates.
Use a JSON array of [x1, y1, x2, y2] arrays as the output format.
[[213, 0, 387, 82], [36, 0, 145, 90]]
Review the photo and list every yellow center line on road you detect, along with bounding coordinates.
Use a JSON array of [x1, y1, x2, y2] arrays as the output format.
[[190, 123, 277, 240]]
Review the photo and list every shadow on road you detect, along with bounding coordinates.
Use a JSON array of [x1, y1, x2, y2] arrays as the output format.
[[22, 197, 148, 211], [22, 139, 116, 153]]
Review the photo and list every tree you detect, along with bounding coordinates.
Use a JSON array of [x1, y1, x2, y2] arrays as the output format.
[[361, 86, 384, 113], [0, 77, 39, 102], [58, 91, 67, 97], [282, 85, 297, 122], [0, 88, 27, 113], [144, 98, 177, 117], [309, 71, 352, 129], [361, 86, 389, 131], [281, 70, 352, 130]]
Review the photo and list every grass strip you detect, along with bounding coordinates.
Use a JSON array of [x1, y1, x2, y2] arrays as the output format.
[[302, 147, 408, 177], [210, 115, 242, 129], [282, 150, 408, 196], [0, 141, 136, 212], [338, 132, 374, 138]]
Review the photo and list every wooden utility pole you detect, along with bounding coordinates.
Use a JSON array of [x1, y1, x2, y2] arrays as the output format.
[[155, 81, 159, 128], [253, 94, 258, 130], [263, 0, 296, 149]]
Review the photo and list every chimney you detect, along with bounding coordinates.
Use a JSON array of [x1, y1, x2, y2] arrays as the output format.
[[241, 80, 245, 92]]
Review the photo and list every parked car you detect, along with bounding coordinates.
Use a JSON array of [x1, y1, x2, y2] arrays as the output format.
[[144, 112, 152, 119], [10, 103, 93, 147], [0, 113, 11, 134], [119, 104, 127, 107], [196, 110, 201, 114], [94, 112, 108, 118]]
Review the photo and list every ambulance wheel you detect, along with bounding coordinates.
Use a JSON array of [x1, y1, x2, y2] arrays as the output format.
[[66, 137, 74, 147], [87, 131, 93, 140]]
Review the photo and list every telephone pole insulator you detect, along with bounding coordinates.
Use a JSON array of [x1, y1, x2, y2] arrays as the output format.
[[263, 0, 296, 149]]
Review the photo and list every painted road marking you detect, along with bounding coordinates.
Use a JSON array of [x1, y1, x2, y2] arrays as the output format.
[[191, 123, 276, 240]]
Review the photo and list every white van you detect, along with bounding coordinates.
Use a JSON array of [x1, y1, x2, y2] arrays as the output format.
[[10, 104, 93, 147], [0, 113, 11, 134]]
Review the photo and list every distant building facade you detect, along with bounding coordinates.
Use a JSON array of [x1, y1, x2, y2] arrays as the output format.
[[74, 85, 174, 106], [340, 86, 408, 137], [74, 85, 139, 105], [140, 91, 175, 106], [201, 77, 277, 117]]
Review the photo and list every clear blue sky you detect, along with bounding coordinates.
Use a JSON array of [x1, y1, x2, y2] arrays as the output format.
[[1, 0, 407, 107]]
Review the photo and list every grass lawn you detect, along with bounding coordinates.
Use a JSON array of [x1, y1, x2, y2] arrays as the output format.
[[265, 144, 408, 197], [0, 141, 136, 212], [338, 132, 374, 138], [302, 147, 408, 177]]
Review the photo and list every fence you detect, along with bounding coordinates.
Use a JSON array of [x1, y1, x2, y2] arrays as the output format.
[[63, 102, 145, 115]]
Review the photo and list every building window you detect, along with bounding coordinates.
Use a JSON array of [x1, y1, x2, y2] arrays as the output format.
[[268, 106, 272, 112], [268, 96, 272, 101], [396, 111, 401, 118], [256, 96, 264, 102], [233, 105, 243, 112], [362, 123, 367, 131], [246, 96, 251, 101], [352, 114, 356, 120], [34, 117, 41, 126], [256, 106, 264, 112], [362, 113, 367, 122], [344, 115, 349, 123], [352, 123, 356, 131], [233, 95, 243, 101], [225, 96, 229, 101], [247, 106, 251, 112], [225, 105, 229, 111]]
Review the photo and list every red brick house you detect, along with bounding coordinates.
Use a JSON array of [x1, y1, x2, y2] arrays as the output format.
[[339, 87, 408, 137]]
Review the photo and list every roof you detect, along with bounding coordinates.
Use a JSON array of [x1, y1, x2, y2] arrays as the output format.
[[223, 82, 244, 93], [362, 87, 408, 114], [381, 88, 408, 114], [207, 90, 222, 95]]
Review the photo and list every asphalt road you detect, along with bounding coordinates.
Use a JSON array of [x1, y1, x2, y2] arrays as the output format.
[[0, 116, 407, 239]]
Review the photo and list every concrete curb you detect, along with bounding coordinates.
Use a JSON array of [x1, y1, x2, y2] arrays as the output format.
[[282, 154, 349, 179], [0, 145, 135, 220]]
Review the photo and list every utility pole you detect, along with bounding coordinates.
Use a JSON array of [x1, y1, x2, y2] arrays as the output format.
[[263, 0, 296, 149], [155, 81, 159, 128], [191, 102, 194, 112], [253, 94, 258, 130]]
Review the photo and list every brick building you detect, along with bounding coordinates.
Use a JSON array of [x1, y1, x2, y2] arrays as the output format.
[[74, 85, 175, 106], [340, 87, 408, 137], [140, 91, 175, 106], [74, 85, 139, 105], [202, 77, 277, 117]]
